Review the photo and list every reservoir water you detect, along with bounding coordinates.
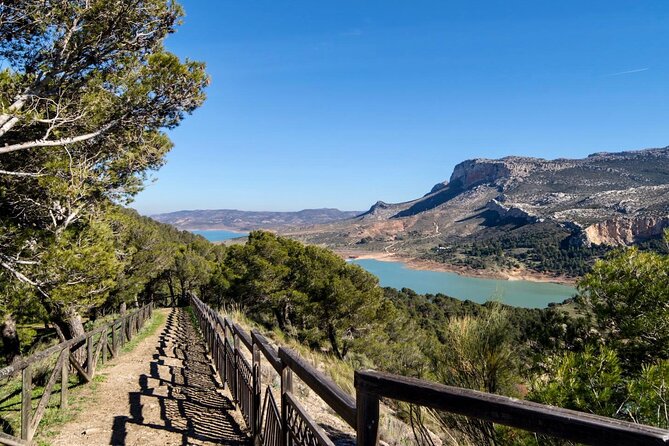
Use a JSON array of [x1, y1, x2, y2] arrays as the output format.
[[191, 229, 248, 242], [350, 259, 576, 308], [192, 229, 575, 308]]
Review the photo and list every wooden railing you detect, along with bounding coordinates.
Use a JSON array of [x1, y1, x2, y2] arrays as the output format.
[[355, 370, 669, 446], [0, 303, 154, 445], [190, 295, 669, 446], [191, 295, 351, 446]]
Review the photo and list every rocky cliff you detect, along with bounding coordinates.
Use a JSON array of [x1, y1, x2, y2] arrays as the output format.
[[285, 147, 669, 255], [584, 216, 669, 246]]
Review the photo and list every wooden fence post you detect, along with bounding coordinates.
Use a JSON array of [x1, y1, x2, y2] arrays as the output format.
[[21, 365, 32, 441], [209, 313, 215, 353], [205, 312, 211, 352], [222, 323, 228, 391], [356, 388, 380, 446], [233, 330, 240, 402], [280, 360, 293, 446], [252, 342, 261, 443], [102, 328, 108, 364], [119, 319, 124, 347], [60, 349, 68, 410], [86, 335, 94, 375], [125, 316, 130, 342], [111, 323, 118, 356]]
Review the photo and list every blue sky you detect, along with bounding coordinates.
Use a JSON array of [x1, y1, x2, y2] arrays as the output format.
[[132, 0, 669, 215]]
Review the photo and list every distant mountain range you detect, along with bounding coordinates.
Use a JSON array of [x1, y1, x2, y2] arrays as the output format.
[[151, 208, 362, 231], [280, 146, 669, 276], [153, 147, 669, 277]]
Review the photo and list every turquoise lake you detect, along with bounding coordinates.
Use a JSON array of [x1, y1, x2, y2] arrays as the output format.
[[191, 229, 248, 242], [192, 229, 575, 308], [350, 259, 576, 308]]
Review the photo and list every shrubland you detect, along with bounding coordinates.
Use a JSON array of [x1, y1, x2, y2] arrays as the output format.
[[205, 231, 669, 445], [4, 208, 669, 444]]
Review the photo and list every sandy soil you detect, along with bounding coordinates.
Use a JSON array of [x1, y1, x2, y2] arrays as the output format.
[[48, 308, 249, 446], [336, 249, 577, 285]]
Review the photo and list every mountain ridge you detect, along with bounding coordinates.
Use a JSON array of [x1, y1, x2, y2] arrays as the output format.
[[282, 146, 669, 276], [151, 208, 363, 231], [356, 146, 669, 232]]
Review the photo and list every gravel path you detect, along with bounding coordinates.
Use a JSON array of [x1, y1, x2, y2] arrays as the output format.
[[50, 308, 249, 446]]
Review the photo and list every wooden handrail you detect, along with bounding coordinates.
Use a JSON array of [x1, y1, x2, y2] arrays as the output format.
[[16, 292, 669, 445], [214, 313, 226, 332], [279, 347, 357, 429], [232, 322, 252, 351], [191, 295, 356, 444], [251, 330, 282, 373], [0, 326, 105, 381], [0, 305, 151, 380], [190, 294, 669, 446], [354, 369, 669, 446], [0, 432, 26, 446], [0, 302, 154, 445], [224, 316, 233, 332]]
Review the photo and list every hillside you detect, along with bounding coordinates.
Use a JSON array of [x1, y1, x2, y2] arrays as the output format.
[[151, 208, 362, 231], [283, 147, 669, 276]]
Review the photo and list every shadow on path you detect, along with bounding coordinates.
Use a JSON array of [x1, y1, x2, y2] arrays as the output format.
[[111, 308, 249, 445]]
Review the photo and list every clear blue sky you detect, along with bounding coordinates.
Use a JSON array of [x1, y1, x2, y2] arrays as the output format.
[[132, 0, 669, 215]]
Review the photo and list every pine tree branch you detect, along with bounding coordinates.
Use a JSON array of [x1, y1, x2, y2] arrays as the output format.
[[0, 121, 117, 155], [0, 169, 44, 177]]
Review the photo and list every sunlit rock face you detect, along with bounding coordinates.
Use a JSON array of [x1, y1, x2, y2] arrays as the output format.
[[280, 147, 669, 252], [584, 216, 669, 246]]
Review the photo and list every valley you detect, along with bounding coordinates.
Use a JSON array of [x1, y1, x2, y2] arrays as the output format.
[[158, 147, 669, 280]]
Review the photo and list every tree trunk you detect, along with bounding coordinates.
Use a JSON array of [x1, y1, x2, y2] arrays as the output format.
[[1, 313, 20, 364], [61, 308, 86, 370], [327, 323, 343, 360], [120, 302, 127, 315], [143, 278, 157, 305], [341, 342, 349, 359], [167, 274, 176, 307], [273, 308, 286, 331], [179, 278, 187, 306]]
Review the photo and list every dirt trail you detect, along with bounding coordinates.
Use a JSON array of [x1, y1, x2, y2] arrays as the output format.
[[50, 308, 249, 446]]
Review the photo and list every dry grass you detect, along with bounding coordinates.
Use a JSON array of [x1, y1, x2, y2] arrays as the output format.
[[220, 308, 426, 445]]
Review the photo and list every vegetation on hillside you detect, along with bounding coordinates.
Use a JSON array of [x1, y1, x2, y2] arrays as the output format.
[[204, 231, 669, 445], [427, 222, 612, 277]]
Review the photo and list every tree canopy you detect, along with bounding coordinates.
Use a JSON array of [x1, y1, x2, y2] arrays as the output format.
[[0, 0, 208, 344]]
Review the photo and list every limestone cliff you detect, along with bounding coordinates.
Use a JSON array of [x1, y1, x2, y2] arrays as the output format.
[[584, 216, 669, 246], [284, 146, 669, 253]]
